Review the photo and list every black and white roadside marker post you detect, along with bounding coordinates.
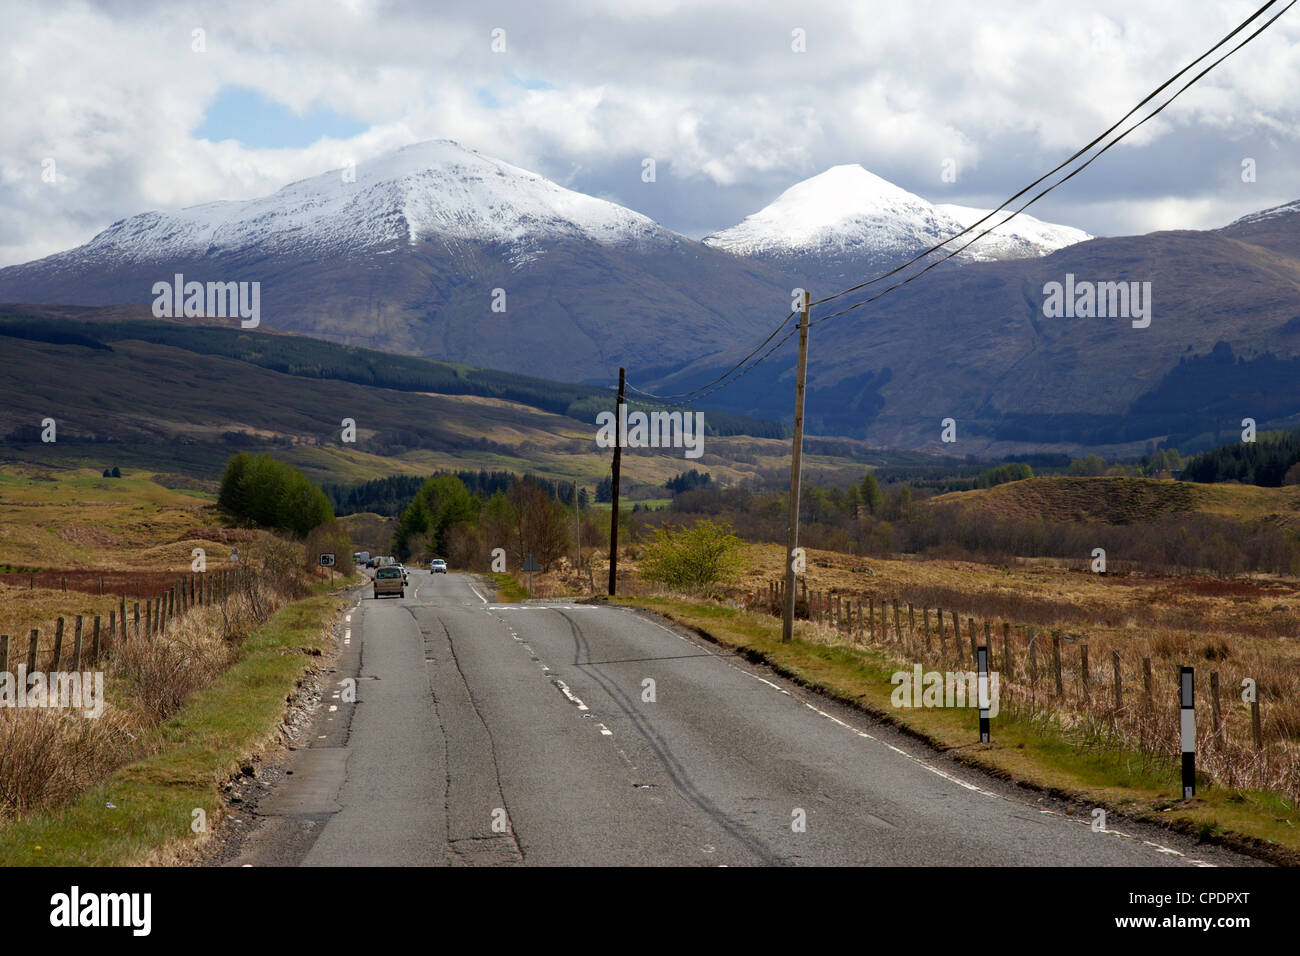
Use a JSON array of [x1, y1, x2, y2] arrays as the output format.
[[522, 552, 540, 599], [1181, 665, 1196, 798], [320, 552, 335, 585], [977, 645, 991, 743]]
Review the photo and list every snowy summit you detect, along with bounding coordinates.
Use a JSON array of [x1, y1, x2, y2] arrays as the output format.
[[705, 164, 1088, 262], [72, 140, 669, 265]]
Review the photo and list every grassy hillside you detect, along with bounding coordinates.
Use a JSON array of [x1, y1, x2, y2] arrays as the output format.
[[0, 311, 785, 437], [0, 468, 222, 570], [931, 475, 1300, 529], [0, 326, 877, 493]]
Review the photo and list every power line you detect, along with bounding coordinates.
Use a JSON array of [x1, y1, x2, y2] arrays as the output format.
[[809, 0, 1290, 309], [626, 0, 1294, 402], [624, 309, 797, 402], [811, 0, 1297, 330]]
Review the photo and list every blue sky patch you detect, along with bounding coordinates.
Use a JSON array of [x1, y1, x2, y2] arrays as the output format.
[[196, 86, 368, 147]]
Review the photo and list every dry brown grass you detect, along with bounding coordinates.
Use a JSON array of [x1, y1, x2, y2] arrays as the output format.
[[728, 551, 1300, 801], [0, 567, 294, 824]]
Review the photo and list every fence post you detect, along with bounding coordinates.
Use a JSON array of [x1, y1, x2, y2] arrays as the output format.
[[1252, 690, 1263, 751], [1080, 644, 1090, 703], [73, 618, 85, 670], [893, 602, 902, 645], [1028, 628, 1038, 697], [908, 604, 915, 642], [1180, 666, 1196, 798], [967, 618, 977, 662], [133, 601, 140, 638], [26, 630, 38, 686], [936, 610, 946, 656], [146, 601, 153, 638], [51, 617, 65, 671], [1052, 631, 1064, 698], [951, 611, 961, 660], [1143, 657, 1153, 708], [1112, 650, 1122, 711], [92, 616, 102, 665], [0, 635, 7, 673], [856, 600, 863, 641], [923, 609, 931, 654], [1210, 671, 1221, 737], [1002, 622, 1013, 680]]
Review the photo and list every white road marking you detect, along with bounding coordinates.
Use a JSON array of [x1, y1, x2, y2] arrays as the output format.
[[597, 723, 613, 736], [632, 606, 1213, 863], [468, 582, 488, 604], [552, 678, 589, 711]]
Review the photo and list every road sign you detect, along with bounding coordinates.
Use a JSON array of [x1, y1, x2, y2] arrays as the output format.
[[230, 548, 238, 563], [319, 553, 336, 567]]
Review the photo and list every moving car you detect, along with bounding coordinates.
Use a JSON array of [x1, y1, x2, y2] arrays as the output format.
[[397, 564, 409, 584], [373, 565, 404, 599], [430, 559, 447, 574]]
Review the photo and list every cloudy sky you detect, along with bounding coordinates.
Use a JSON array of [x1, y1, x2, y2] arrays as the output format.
[[2, 0, 1298, 267]]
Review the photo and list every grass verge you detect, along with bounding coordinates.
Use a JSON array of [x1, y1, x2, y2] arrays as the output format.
[[490, 572, 528, 603], [620, 594, 1299, 865], [0, 592, 346, 865]]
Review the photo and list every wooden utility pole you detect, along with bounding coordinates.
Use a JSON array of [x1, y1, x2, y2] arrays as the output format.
[[608, 367, 626, 596], [573, 481, 582, 574], [782, 291, 811, 643]]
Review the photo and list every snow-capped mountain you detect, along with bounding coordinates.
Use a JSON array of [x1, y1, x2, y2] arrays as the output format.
[[704, 165, 966, 259], [0, 140, 786, 382], [703, 164, 1089, 288], [934, 203, 1092, 260], [71, 140, 669, 267]]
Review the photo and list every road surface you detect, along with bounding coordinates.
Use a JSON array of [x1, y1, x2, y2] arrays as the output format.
[[224, 571, 1257, 866]]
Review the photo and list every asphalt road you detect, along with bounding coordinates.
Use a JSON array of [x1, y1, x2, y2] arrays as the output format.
[[225, 571, 1258, 867]]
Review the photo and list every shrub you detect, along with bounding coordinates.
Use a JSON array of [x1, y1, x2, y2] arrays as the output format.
[[639, 519, 746, 595]]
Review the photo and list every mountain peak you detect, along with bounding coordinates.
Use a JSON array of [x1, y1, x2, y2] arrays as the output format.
[[705, 165, 1090, 263], [703, 164, 964, 259], [1227, 199, 1300, 228], [74, 139, 666, 264]]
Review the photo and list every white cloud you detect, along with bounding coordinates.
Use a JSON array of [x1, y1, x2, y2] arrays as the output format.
[[1, 0, 1298, 265]]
